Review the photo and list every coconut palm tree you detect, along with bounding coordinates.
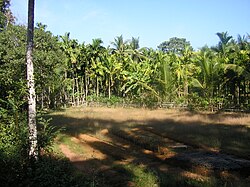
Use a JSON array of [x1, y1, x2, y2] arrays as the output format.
[[214, 32, 233, 56], [130, 37, 139, 50], [192, 49, 224, 110], [111, 35, 128, 53]]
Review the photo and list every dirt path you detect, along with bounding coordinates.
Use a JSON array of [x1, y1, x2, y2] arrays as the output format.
[[60, 138, 134, 186], [60, 130, 214, 184], [60, 126, 250, 185]]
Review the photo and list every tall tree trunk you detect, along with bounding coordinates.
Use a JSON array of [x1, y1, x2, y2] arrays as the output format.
[[108, 78, 111, 99], [76, 77, 80, 106], [85, 74, 89, 101], [238, 80, 241, 106], [243, 79, 247, 106], [72, 78, 75, 106], [26, 0, 38, 159], [48, 86, 51, 107], [246, 81, 250, 105], [80, 76, 85, 104], [184, 79, 188, 103], [96, 77, 99, 97], [64, 71, 68, 107], [41, 89, 44, 109]]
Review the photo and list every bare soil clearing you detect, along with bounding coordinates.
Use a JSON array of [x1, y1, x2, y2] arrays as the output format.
[[51, 107, 250, 186]]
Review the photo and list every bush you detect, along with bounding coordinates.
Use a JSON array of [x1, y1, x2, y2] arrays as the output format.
[[37, 111, 62, 153], [0, 118, 29, 186], [86, 94, 124, 106], [0, 101, 75, 186], [26, 155, 90, 187]]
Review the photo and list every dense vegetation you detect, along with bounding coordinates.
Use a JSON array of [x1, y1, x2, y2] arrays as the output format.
[[1, 14, 250, 111], [43, 32, 250, 111], [0, 0, 249, 186]]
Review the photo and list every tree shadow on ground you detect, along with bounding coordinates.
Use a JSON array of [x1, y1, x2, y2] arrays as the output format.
[[0, 153, 92, 187], [50, 113, 250, 159], [143, 118, 250, 159], [49, 111, 250, 186]]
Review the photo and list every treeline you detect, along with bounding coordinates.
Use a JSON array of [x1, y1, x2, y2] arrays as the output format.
[[1, 23, 250, 111], [60, 32, 250, 111]]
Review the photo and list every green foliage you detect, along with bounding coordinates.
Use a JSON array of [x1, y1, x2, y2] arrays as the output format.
[[0, 116, 28, 162], [158, 37, 193, 54], [37, 112, 62, 153], [0, 23, 67, 110], [0, 0, 10, 29], [26, 155, 90, 187], [87, 94, 124, 106], [0, 111, 75, 186], [1, 153, 90, 186], [0, 94, 29, 166], [56, 31, 250, 110], [1, 4, 250, 112], [122, 164, 159, 187], [187, 93, 210, 111], [0, 124, 29, 186], [156, 51, 176, 101], [0, 99, 29, 185], [0, 25, 27, 102], [0, 98, 65, 186]]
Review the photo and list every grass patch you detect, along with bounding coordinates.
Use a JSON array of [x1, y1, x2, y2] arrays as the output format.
[[113, 164, 220, 187], [112, 164, 159, 187], [51, 141, 64, 156], [55, 133, 86, 155], [124, 164, 159, 187]]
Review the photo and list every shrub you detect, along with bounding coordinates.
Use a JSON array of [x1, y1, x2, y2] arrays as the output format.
[[0, 100, 70, 186], [26, 155, 90, 187]]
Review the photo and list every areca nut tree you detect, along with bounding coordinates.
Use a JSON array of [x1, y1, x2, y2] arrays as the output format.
[[26, 0, 38, 159]]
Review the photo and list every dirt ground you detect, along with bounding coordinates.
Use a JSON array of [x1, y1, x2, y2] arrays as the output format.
[[52, 107, 250, 186]]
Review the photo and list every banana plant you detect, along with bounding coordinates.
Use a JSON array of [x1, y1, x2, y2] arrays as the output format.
[[154, 51, 176, 102], [102, 53, 123, 98], [121, 56, 159, 101]]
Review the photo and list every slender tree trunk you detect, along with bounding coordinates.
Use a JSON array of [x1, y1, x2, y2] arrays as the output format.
[[76, 77, 80, 106], [96, 77, 99, 97], [84, 69, 88, 101], [72, 78, 75, 106], [64, 71, 68, 107], [238, 80, 241, 106], [41, 89, 44, 109], [62, 86, 66, 108], [248, 81, 250, 105], [108, 78, 111, 99], [26, 0, 38, 159], [184, 78, 188, 103], [48, 86, 51, 107], [243, 79, 246, 106], [80, 76, 85, 104], [85, 74, 89, 100]]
